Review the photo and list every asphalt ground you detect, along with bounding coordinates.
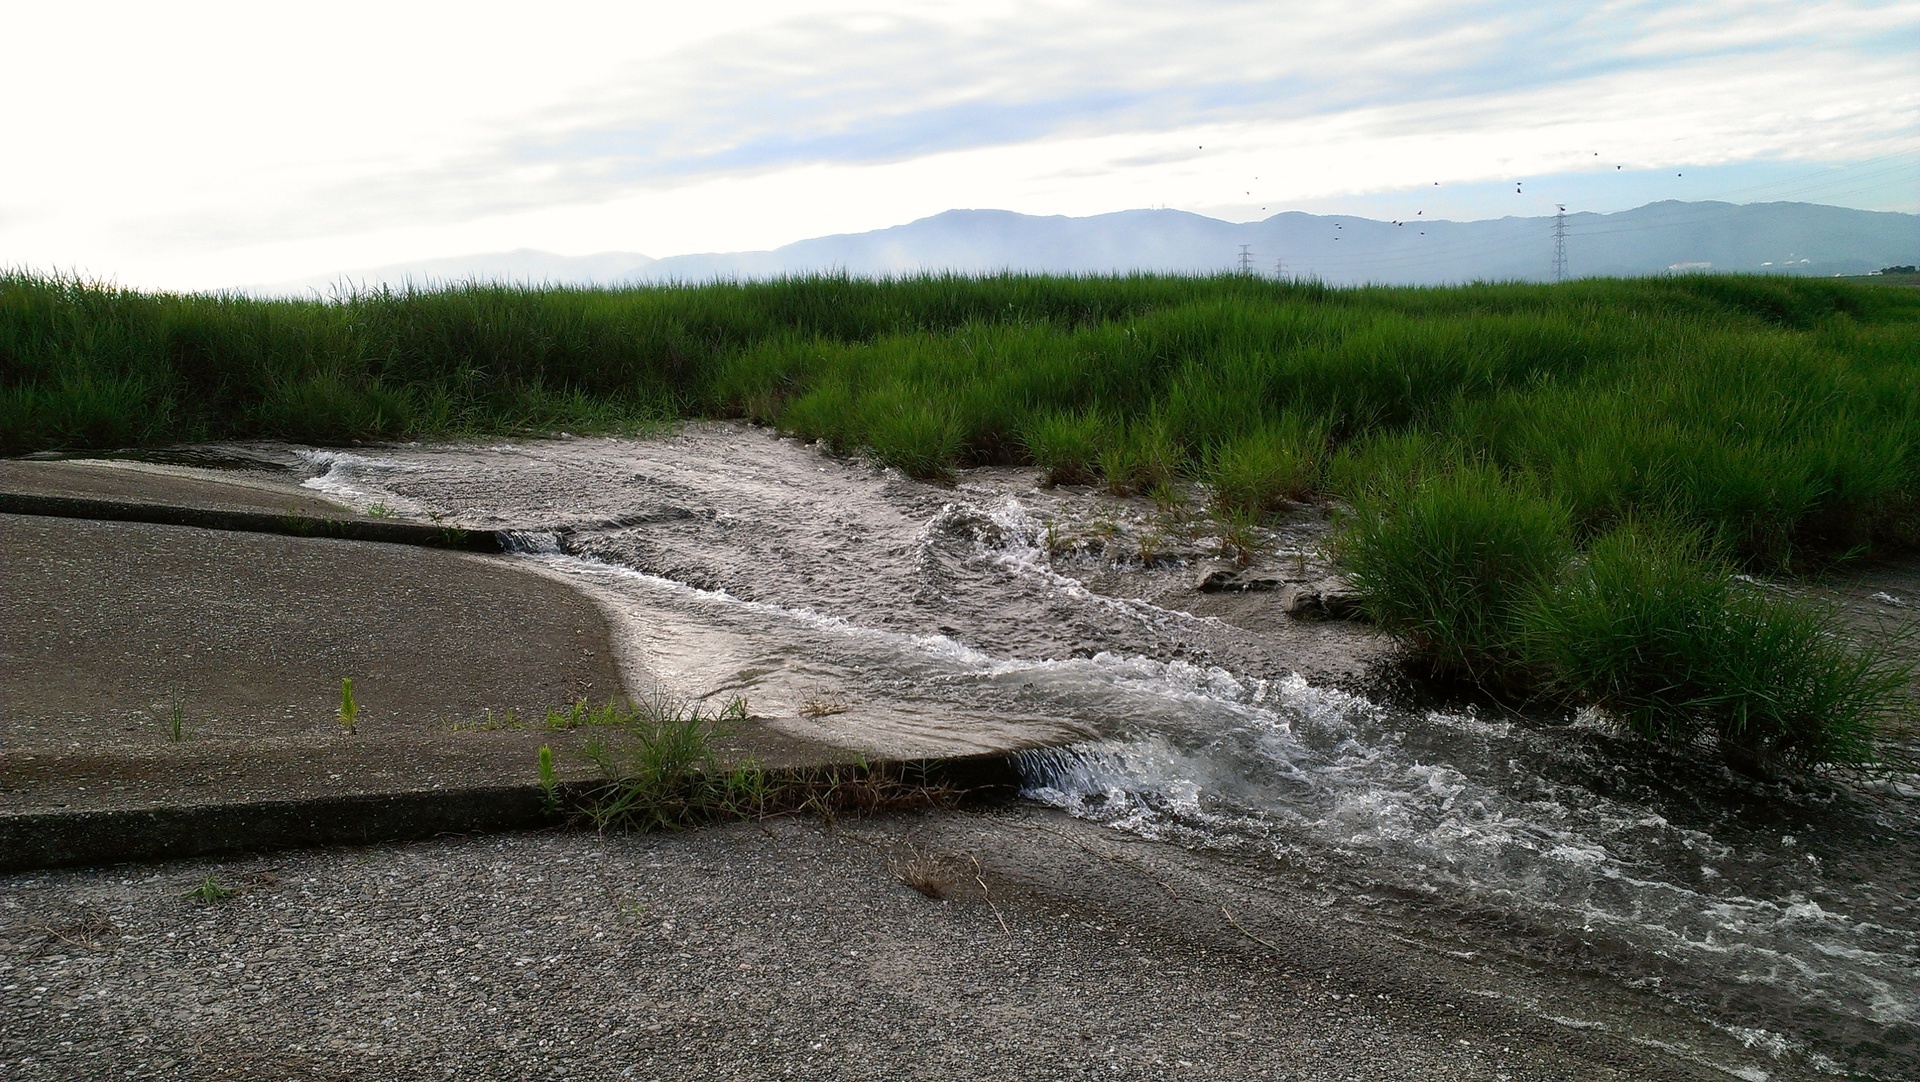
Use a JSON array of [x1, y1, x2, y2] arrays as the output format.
[[0, 807, 1781, 1081]]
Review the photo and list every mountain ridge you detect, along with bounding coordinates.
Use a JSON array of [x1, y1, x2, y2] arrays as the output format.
[[265, 201, 1919, 293]]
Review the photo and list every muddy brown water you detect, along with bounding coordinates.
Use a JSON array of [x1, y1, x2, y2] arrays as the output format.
[[95, 424, 1920, 1078]]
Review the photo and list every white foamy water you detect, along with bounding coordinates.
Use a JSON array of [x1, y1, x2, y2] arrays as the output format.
[[285, 428, 1920, 1078]]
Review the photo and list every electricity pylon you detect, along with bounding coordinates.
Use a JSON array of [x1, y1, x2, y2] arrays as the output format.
[[1553, 205, 1568, 282]]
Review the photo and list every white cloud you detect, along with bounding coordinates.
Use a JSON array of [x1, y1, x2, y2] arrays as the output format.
[[3, 0, 1914, 288]]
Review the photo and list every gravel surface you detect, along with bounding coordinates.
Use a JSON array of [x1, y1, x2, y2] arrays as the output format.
[[0, 806, 1785, 1081]]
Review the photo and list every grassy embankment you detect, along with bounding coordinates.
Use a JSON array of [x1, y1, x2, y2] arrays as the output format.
[[5, 271, 1917, 772]]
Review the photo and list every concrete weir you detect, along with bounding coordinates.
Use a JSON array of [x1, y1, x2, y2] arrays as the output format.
[[0, 459, 1015, 870]]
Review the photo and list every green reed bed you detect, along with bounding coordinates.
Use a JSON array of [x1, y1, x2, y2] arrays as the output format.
[[5, 270, 1916, 770]]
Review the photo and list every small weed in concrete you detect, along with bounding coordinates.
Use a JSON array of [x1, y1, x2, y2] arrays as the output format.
[[1043, 520, 1074, 560], [338, 677, 358, 735], [537, 745, 558, 811], [544, 699, 633, 730], [1136, 529, 1168, 566], [183, 876, 235, 904], [153, 694, 189, 742]]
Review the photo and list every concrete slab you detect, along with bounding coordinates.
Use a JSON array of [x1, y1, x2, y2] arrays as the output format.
[[0, 458, 500, 550], [0, 463, 934, 868], [0, 458, 353, 518]]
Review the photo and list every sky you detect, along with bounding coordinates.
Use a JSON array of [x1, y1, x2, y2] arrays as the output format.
[[3, 0, 1915, 291]]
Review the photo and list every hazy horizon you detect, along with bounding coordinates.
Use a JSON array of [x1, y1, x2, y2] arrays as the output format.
[[236, 198, 1910, 297]]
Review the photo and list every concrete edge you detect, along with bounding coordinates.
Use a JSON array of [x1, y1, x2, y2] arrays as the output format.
[[0, 752, 1029, 872], [0, 492, 502, 552]]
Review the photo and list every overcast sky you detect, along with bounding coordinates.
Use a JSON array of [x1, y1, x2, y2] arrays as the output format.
[[4, 0, 1915, 290]]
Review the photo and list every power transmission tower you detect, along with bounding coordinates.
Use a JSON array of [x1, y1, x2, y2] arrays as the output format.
[[1273, 258, 1287, 279], [1552, 205, 1568, 282], [1237, 244, 1255, 276]]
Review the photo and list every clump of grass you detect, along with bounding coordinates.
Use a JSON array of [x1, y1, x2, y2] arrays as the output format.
[[1344, 492, 1915, 771], [1336, 465, 1570, 684], [543, 694, 961, 831], [1098, 418, 1180, 496], [544, 699, 633, 730], [1216, 511, 1264, 567], [562, 695, 774, 832], [861, 388, 961, 480], [1523, 526, 1912, 771], [892, 840, 954, 900], [779, 762, 958, 825], [1022, 409, 1107, 487], [1206, 414, 1326, 519]]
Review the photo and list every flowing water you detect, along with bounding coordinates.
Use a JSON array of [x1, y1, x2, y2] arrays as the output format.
[[211, 424, 1917, 1077]]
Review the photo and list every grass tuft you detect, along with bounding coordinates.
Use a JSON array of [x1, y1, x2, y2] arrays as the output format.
[[1206, 413, 1326, 519], [337, 677, 358, 735], [1022, 409, 1107, 487], [1336, 465, 1570, 684], [183, 876, 235, 904], [1523, 525, 1914, 771], [559, 695, 774, 832]]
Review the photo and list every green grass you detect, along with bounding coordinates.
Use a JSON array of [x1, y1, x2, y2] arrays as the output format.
[[1336, 464, 1571, 686], [1521, 525, 1909, 771], [337, 677, 358, 735], [1336, 477, 1917, 771], [8, 269, 1918, 769], [182, 875, 236, 904], [554, 695, 775, 832], [156, 693, 188, 742], [545, 694, 958, 830]]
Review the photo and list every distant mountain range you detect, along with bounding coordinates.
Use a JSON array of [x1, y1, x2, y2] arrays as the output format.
[[271, 201, 1919, 294]]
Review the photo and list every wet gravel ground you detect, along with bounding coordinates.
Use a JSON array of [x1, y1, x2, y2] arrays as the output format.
[[0, 806, 1793, 1081]]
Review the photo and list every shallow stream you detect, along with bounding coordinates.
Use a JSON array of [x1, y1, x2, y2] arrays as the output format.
[[168, 424, 1919, 1078]]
